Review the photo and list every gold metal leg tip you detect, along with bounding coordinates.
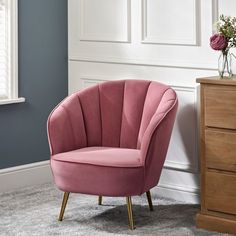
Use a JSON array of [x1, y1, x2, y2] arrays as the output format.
[[129, 224, 135, 230], [58, 192, 70, 222], [126, 196, 135, 230]]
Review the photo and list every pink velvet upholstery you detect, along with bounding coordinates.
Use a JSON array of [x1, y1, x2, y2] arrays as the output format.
[[47, 80, 178, 197]]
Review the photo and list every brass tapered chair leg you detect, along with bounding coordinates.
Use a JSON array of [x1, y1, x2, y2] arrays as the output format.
[[146, 190, 154, 211], [126, 196, 135, 230], [98, 196, 102, 205], [58, 192, 70, 221]]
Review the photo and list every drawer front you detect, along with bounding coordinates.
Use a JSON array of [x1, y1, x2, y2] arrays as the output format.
[[206, 171, 236, 215], [205, 129, 236, 172], [205, 87, 236, 129]]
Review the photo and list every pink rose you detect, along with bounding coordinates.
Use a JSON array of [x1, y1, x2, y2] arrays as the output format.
[[210, 34, 228, 50]]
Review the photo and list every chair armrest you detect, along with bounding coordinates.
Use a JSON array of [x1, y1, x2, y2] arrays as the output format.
[[140, 89, 178, 164], [47, 95, 87, 156], [47, 106, 73, 156], [140, 89, 178, 192]]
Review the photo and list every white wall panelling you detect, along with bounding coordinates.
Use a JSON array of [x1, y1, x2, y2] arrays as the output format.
[[81, 77, 108, 89], [212, 0, 219, 28], [79, 0, 131, 43], [156, 168, 199, 203], [217, 0, 236, 17], [165, 86, 198, 173], [68, 61, 216, 95], [69, 0, 221, 70], [68, 0, 236, 202], [142, 0, 200, 45], [212, 0, 236, 28]]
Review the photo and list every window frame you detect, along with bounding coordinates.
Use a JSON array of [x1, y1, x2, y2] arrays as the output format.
[[0, 0, 25, 105]]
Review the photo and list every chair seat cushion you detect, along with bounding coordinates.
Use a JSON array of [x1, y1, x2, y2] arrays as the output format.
[[52, 147, 142, 168], [51, 147, 144, 196]]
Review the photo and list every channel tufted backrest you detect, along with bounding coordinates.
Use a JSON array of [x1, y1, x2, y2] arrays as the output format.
[[48, 80, 172, 155]]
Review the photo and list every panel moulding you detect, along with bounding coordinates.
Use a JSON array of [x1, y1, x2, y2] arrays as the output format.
[[69, 55, 217, 71], [141, 0, 200, 46], [212, 0, 219, 33], [79, 0, 131, 43]]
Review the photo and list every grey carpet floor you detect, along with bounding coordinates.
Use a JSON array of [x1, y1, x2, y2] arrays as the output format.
[[0, 183, 230, 236]]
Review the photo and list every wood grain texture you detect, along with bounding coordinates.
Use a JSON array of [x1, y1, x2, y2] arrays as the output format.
[[196, 77, 236, 234], [196, 76, 236, 86], [205, 86, 236, 129], [205, 129, 236, 172], [196, 213, 236, 235], [199, 84, 206, 211], [205, 171, 236, 215]]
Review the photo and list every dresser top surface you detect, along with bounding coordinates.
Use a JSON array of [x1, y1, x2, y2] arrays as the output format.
[[197, 76, 236, 86]]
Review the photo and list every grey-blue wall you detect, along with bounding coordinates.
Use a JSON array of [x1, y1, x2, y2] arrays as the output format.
[[0, 0, 68, 169]]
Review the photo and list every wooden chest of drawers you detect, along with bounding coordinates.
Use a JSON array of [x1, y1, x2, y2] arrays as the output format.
[[196, 76, 236, 235]]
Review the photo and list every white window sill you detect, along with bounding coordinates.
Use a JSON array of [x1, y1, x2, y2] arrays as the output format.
[[0, 97, 25, 105]]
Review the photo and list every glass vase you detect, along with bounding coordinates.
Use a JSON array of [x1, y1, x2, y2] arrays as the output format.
[[218, 51, 232, 78], [231, 53, 236, 77]]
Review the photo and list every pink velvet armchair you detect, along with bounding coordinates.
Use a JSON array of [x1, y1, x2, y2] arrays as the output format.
[[47, 80, 178, 229]]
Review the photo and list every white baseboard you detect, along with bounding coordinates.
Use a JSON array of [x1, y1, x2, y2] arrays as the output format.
[[153, 183, 200, 204], [0, 160, 52, 193]]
